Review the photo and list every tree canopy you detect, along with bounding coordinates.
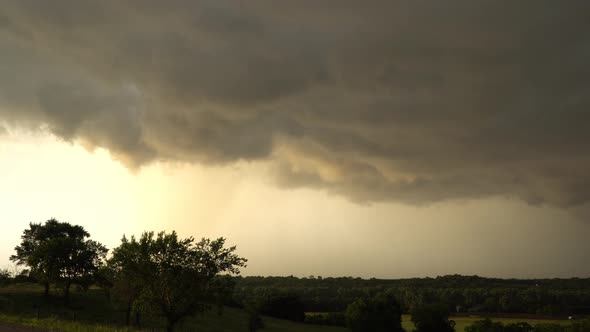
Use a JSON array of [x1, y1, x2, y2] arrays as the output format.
[[107, 231, 247, 331], [10, 218, 107, 302]]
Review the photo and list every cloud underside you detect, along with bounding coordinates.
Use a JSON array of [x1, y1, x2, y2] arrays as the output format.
[[1, 1, 589, 207]]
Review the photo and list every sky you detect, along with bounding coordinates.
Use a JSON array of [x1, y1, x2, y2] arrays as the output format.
[[0, 1, 589, 278]]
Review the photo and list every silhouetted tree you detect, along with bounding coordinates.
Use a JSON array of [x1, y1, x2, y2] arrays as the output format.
[[0, 268, 10, 286], [10, 219, 107, 302], [109, 231, 247, 332], [106, 235, 151, 326], [411, 303, 455, 332], [345, 292, 405, 332]]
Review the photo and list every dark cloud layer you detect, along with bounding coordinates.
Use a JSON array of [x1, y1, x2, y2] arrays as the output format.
[[1, 1, 589, 207]]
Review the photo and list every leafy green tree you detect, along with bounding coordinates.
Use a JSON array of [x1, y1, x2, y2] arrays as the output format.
[[11, 220, 60, 296], [106, 235, 151, 326], [411, 303, 455, 332], [10, 219, 107, 302], [109, 231, 247, 332], [59, 237, 107, 301], [346, 292, 405, 332]]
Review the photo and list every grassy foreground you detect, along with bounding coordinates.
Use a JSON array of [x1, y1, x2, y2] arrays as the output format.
[[0, 314, 134, 332], [0, 311, 571, 332], [0, 312, 571, 332], [0, 308, 347, 332]]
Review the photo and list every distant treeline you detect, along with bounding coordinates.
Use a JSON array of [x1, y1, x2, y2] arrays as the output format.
[[230, 275, 590, 316]]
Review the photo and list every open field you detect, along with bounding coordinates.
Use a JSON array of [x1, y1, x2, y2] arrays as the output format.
[[305, 313, 571, 332], [408, 315, 571, 332]]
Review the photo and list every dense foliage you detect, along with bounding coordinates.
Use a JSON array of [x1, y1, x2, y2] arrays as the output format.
[[10, 219, 107, 302], [105, 231, 247, 332], [232, 275, 590, 316]]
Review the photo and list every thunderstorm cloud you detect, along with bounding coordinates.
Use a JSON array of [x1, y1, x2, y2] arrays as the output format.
[[1, 0, 589, 207]]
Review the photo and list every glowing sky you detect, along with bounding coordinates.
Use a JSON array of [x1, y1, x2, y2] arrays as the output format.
[[1, 1, 589, 277], [1, 129, 588, 278]]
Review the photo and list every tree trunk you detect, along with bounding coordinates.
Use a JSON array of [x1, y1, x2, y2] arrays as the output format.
[[43, 282, 50, 297]]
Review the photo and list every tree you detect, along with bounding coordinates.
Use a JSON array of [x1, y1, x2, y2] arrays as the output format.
[[10, 219, 107, 302], [0, 268, 10, 287], [109, 231, 247, 332], [411, 303, 455, 332], [346, 292, 405, 332], [106, 234, 152, 326], [59, 237, 108, 301]]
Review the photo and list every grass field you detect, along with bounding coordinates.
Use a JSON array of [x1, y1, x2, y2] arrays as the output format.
[[0, 308, 348, 332], [0, 284, 572, 332], [0, 312, 573, 332], [401, 315, 570, 332]]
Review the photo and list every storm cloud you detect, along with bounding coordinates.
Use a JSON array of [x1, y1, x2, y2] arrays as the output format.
[[1, 0, 589, 207]]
